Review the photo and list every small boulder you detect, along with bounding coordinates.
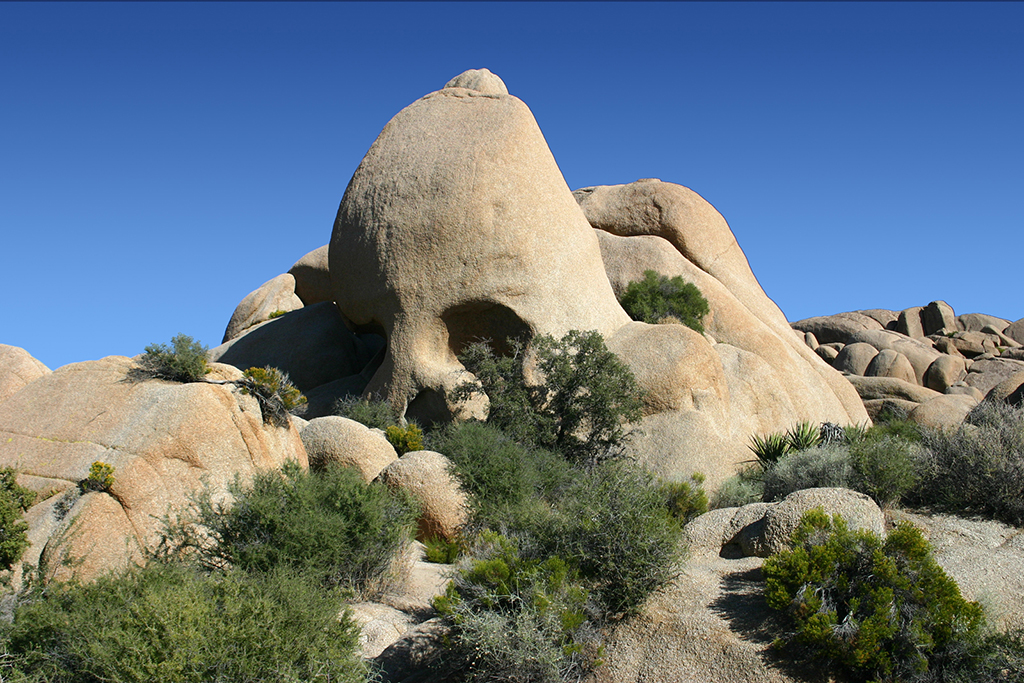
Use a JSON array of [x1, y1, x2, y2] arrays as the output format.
[[300, 416, 397, 481], [833, 342, 878, 376], [1002, 317, 1024, 345], [377, 451, 467, 541], [944, 382, 984, 401], [966, 357, 1024, 397], [985, 371, 1024, 405], [815, 345, 839, 363], [864, 349, 917, 385], [222, 274, 303, 343], [908, 394, 978, 430], [791, 312, 883, 345], [845, 375, 942, 404], [924, 355, 968, 393], [288, 245, 333, 306], [896, 307, 926, 338], [856, 309, 899, 329]]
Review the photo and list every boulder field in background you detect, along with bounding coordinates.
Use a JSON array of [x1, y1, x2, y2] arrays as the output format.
[[326, 69, 866, 489], [0, 357, 306, 584], [794, 304, 1024, 428]]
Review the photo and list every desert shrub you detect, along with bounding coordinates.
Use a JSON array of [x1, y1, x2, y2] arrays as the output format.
[[158, 461, 418, 597], [239, 366, 307, 427], [0, 468, 35, 571], [541, 459, 684, 616], [333, 395, 402, 430], [79, 461, 115, 493], [267, 309, 288, 319], [458, 330, 643, 464], [0, 562, 365, 683], [912, 401, 1024, 525], [432, 421, 572, 531], [385, 423, 424, 455], [618, 269, 709, 333], [764, 509, 985, 682], [423, 535, 464, 564], [134, 333, 209, 383], [761, 446, 853, 502], [711, 466, 764, 508], [660, 473, 709, 526], [849, 435, 921, 509], [432, 532, 600, 683]]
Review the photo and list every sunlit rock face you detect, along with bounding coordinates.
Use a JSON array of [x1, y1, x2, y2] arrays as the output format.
[[330, 69, 868, 487]]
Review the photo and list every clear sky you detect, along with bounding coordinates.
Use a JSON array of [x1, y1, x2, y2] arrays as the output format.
[[3, 2, 1022, 370]]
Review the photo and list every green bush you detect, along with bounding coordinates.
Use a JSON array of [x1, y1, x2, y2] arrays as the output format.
[[849, 435, 921, 509], [660, 473, 709, 526], [764, 509, 985, 682], [711, 466, 764, 508], [761, 446, 853, 502], [135, 333, 209, 383], [158, 461, 418, 597], [458, 330, 643, 464], [80, 461, 115, 493], [913, 401, 1024, 525], [385, 423, 424, 455], [0, 468, 35, 571], [432, 532, 599, 683], [239, 366, 307, 427], [542, 460, 684, 616], [423, 535, 464, 564], [334, 396, 402, 430], [618, 270, 709, 333], [432, 421, 572, 532], [1, 562, 365, 683]]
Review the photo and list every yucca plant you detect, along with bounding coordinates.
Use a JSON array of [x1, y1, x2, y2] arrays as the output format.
[[785, 421, 821, 452], [749, 432, 790, 469]]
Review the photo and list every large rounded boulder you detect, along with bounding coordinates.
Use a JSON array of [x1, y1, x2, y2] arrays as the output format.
[[0, 356, 307, 583]]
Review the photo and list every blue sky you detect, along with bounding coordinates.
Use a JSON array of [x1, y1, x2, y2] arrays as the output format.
[[3, 2, 1022, 370]]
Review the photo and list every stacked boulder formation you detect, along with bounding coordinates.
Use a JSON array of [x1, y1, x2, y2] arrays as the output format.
[[793, 302, 1024, 427], [215, 68, 867, 489]]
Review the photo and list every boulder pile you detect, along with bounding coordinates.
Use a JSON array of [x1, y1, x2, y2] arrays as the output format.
[[793, 303, 1024, 428]]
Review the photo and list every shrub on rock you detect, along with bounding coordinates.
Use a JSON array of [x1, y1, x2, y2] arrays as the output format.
[[0, 467, 34, 571], [764, 508, 985, 682], [618, 269, 709, 333], [134, 333, 209, 383]]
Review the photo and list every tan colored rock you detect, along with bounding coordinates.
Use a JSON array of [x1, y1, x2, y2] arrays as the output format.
[[210, 301, 385, 394], [924, 355, 968, 393], [377, 450, 467, 541], [222, 273, 303, 343], [922, 300, 957, 336], [958, 313, 1009, 333], [848, 329, 941, 385], [862, 398, 921, 422], [865, 349, 917, 384], [288, 245, 333, 306], [349, 602, 418, 659], [930, 336, 965, 358], [1002, 317, 1024, 344], [944, 382, 985, 401], [300, 416, 397, 481], [833, 342, 878, 376], [802, 331, 818, 350], [0, 344, 50, 403], [981, 324, 1021, 348], [741, 488, 884, 558], [330, 69, 629, 422], [790, 312, 884, 345], [815, 345, 839, 363], [856, 309, 899, 329], [845, 375, 943, 404], [0, 356, 306, 583], [966, 357, 1024, 396], [908, 393, 978, 430], [985, 371, 1024, 405], [896, 306, 926, 338], [948, 331, 1001, 358]]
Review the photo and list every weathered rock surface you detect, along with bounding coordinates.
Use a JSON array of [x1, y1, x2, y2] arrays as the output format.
[[864, 349, 917, 384], [958, 313, 1009, 333], [0, 344, 50, 403], [287, 245, 333, 306], [1005, 318, 1024, 345], [222, 273, 304, 343], [791, 311, 884, 345], [377, 450, 467, 541], [833, 342, 878, 376], [210, 301, 385, 398], [300, 416, 397, 481], [908, 393, 979, 430], [0, 356, 306, 583], [966, 357, 1024, 397]]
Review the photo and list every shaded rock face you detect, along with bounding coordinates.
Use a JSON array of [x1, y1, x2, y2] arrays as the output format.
[[330, 69, 628, 427], [327, 69, 866, 488], [0, 357, 306, 583]]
